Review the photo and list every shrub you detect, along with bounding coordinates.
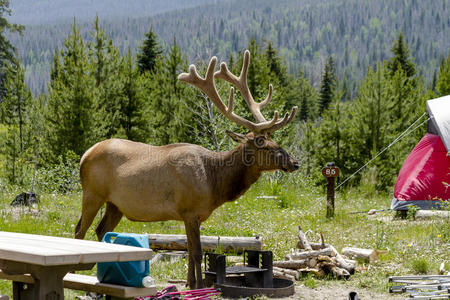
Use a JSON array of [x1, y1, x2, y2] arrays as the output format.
[[410, 258, 429, 274]]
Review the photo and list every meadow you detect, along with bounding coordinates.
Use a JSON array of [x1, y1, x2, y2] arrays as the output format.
[[0, 172, 448, 298]]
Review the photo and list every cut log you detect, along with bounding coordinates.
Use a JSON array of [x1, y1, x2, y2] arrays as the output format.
[[320, 232, 325, 248], [273, 270, 295, 281], [148, 234, 263, 253], [415, 210, 450, 219], [342, 259, 357, 271], [274, 259, 308, 269], [307, 258, 317, 268], [316, 261, 336, 271], [297, 241, 329, 250], [317, 255, 333, 263], [341, 247, 379, 263], [287, 248, 332, 260], [298, 268, 325, 277], [329, 245, 356, 274], [273, 267, 300, 280], [297, 226, 312, 251], [331, 266, 351, 279]]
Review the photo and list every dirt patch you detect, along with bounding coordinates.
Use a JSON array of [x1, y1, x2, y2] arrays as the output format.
[[291, 282, 403, 300], [164, 281, 402, 299]]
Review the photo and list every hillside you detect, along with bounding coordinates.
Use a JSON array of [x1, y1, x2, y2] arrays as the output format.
[[7, 0, 450, 94], [8, 0, 215, 25]]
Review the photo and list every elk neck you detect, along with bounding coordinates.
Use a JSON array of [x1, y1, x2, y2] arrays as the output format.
[[209, 143, 262, 207]]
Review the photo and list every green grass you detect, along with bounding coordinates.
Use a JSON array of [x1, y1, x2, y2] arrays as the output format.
[[0, 173, 449, 298], [410, 258, 430, 274]]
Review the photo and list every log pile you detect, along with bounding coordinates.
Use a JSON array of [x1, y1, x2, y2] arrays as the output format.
[[272, 227, 357, 280]]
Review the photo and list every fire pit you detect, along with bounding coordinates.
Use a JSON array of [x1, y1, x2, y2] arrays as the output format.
[[204, 250, 295, 298]]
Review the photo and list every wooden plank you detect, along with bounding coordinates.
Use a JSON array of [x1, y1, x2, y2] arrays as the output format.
[[148, 234, 263, 253], [0, 270, 35, 284], [0, 232, 153, 266], [63, 274, 157, 298], [0, 271, 157, 298], [0, 242, 73, 265], [0, 231, 151, 254]]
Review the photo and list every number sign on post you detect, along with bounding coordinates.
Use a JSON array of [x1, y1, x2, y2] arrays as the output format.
[[322, 163, 340, 218]]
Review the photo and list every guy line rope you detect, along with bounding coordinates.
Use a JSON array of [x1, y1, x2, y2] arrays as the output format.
[[335, 112, 430, 190]]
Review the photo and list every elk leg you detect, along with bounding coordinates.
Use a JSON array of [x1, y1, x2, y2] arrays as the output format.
[[75, 192, 104, 239], [184, 217, 203, 289], [186, 229, 196, 288], [95, 202, 123, 241]]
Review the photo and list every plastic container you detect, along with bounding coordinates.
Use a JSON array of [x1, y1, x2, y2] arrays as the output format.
[[97, 232, 150, 287], [142, 275, 155, 287]]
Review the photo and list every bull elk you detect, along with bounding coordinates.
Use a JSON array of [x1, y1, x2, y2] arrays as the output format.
[[75, 50, 299, 288]]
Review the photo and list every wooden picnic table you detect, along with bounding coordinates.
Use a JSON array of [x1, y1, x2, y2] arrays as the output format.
[[0, 231, 153, 300]]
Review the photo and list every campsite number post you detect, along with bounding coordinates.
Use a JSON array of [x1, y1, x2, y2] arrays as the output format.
[[322, 162, 340, 218]]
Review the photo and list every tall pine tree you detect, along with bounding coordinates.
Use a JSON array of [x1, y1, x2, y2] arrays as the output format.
[[118, 50, 149, 142], [436, 55, 450, 96], [318, 56, 336, 115], [1, 60, 33, 184], [265, 41, 287, 86], [45, 20, 96, 161], [88, 17, 123, 140], [148, 38, 196, 145], [0, 0, 23, 103], [137, 26, 163, 74], [386, 33, 416, 78]]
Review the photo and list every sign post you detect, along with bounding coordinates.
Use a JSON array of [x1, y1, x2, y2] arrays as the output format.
[[322, 162, 340, 218]]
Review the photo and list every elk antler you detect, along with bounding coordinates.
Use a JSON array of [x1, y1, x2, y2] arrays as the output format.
[[178, 50, 298, 134]]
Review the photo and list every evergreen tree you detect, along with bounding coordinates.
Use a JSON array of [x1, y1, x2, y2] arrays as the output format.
[[246, 38, 271, 100], [0, 0, 23, 103], [283, 68, 317, 122], [88, 17, 123, 139], [166, 37, 183, 97], [45, 20, 95, 161], [387, 67, 419, 133], [436, 54, 450, 96], [304, 80, 354, 185], [1, 60, 33, 183], [318, 56, 336, 114], [118, 50, 149, 142], [386, 33, 416, 78], [137, 26, 163, 74], [431, 69, 438, 92], [265, 41, 286, 86], [149, 39, 195, 145], [350, 64, 390, 160]]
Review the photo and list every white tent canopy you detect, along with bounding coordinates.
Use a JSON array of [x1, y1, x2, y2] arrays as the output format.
[[426, 95, 450, 152]]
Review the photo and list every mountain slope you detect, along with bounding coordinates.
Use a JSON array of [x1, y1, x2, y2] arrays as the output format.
[[7, 0, 450, 94], [9, 0, 215, 25]]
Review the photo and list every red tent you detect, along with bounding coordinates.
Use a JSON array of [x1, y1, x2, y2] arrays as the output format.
[[391, 96, 450, 210]]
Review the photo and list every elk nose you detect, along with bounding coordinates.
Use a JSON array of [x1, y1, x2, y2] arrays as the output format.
[[293, 161, 300, 170]]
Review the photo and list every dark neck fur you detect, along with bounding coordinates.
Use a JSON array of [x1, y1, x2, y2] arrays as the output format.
[[210, 144, 261, 207]]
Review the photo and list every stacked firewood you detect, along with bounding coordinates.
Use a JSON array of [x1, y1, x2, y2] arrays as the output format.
[[272, 227, 357, 281]]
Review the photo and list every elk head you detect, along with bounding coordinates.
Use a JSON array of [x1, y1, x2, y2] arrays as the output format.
[[178, 50, 299, 173]]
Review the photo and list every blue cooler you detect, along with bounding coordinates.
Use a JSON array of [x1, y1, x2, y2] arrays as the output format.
[[97, 232, 150, 287]]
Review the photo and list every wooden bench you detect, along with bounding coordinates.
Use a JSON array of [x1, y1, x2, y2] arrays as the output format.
[[0, 271, 157, 300]]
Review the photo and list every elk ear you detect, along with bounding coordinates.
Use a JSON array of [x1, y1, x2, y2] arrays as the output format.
[[226, 130, 248, 143]]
